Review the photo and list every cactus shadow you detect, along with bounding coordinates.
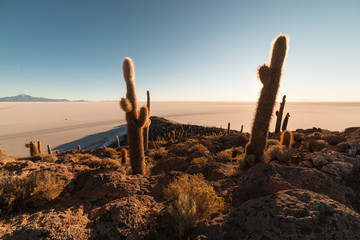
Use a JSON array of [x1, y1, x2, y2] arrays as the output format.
[[53, 125, 126, 152]]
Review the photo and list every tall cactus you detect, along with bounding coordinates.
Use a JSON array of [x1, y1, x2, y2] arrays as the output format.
[[120, 57, 149, 175], [143, 90, 151, 150], [275, 95, 286, 133], [282, 112, 290, 131], [243, 35, 288, 167]]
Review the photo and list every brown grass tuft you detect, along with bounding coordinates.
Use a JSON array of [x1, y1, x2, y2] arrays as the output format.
[[163, 174, 224, 236], [0, 169, 68, 212], [191, 156, 209, 164]]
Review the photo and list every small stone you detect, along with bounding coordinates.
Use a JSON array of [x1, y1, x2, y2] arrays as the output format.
[[311, 153, 330, 167], [299, 161, 313, 168], [332, 161, 353, 177], [348, 148, 357, 156]]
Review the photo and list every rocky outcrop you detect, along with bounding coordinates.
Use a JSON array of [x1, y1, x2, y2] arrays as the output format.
[[223, 189, 360, 240]]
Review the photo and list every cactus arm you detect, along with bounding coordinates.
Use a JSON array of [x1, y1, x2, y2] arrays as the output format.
[[258, 65, 271, 85], [122, 57, 139, 119], [270, 36, 288, 70], [120, 98, 133, 112], [137, 106, 149, 128], [146, 90, 150, 112]]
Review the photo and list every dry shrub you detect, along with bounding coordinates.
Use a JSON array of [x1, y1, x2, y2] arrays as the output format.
[[149, 147, 168, 160], [301, 140, 328, 152], [231, 146, 244, 157], [191, 156, 209, 165], [85, 158, 120, 169], [70, 153, 119, 168], [216, 149, 232, 162], [163, 174, 224, 236], [0, 169, 67, 212], [41, 154, 57, 163], [71, 153, 94, 162], [0, 148, 5, 161], [189, 143, 209, 154], [263, 145, 293, 163], [267, 139, 280, 148], [205, 133, 221, 140]]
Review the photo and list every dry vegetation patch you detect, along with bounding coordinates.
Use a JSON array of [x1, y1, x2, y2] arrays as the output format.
[[191, 156, 209, 165], [163, 174, 224, 236], [0, 169, 68, 212]]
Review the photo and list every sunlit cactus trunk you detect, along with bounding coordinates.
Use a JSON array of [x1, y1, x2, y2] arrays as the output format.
[[243, 35, 288, 168], [282, 112, 290, 131], [275, 95, 286, 133], [120, 57, 149, 175], [143, 90, 151, 151]]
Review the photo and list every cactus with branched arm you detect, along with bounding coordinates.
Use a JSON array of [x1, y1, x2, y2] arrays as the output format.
[[282, 113, 290, 131], [275, 95, 286, 133], [120, 57, 149, 174], [25, 141, 39, 156], [243, 35, 288, 168]]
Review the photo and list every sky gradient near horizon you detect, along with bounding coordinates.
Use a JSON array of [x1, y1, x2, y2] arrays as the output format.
[[0, 0, 359, 102]]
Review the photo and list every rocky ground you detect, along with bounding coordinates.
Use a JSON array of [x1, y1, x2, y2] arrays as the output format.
[[1, 117, 360, 239]]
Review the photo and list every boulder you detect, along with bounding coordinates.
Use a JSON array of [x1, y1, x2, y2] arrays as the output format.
[[223, 189, 360, 240]]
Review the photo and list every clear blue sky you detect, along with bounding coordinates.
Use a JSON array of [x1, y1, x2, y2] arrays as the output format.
[[0, 0, 359, 101]]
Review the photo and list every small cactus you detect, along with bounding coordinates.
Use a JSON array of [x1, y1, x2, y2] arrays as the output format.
[[280, 130, 293, 148], [275, 95, 286, 133], [77, 145, 81, 151], [25, 141, 39, 156], [47, 145, 52, 155], [116, 136, 121, 148], [282, 113, 290, 131], [244, 35, 288, 167], [121, 148, 128, 165], [120, 57, 149, 175], [143, 90, 151, 150], [37, 140, 42, 154]]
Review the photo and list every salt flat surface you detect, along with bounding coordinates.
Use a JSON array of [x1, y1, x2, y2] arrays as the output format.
[[0, 101, 359, 156]]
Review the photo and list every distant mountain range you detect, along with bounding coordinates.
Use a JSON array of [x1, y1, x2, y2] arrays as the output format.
[[0, 94, 87, 102]]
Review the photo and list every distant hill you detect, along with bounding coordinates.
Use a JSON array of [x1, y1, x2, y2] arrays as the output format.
[[0, 94, 86, 102]]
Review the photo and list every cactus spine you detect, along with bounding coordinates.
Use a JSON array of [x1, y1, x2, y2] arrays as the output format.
[[143, 90, 151, 150], [227, 123, 231, 135], [280, 130, 293, 148], [282, 113, 290, 131], [120, 57, 149, 175], [275, 95, 286, 133], [240, 125, 243, 133], [244, 35, 288, 167]]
